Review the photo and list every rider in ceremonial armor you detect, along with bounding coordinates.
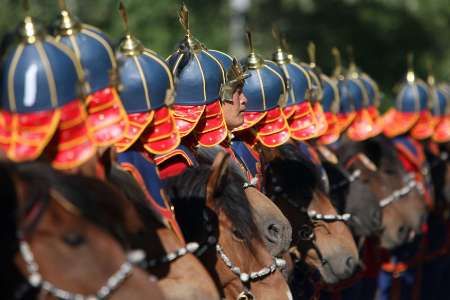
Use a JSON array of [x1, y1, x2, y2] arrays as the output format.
[[158, 4, 228, 179], [0, 5, 96, 170], [52, 0, 128, 178], [112, 3, 183, 239], [228, 30, 290, 190]]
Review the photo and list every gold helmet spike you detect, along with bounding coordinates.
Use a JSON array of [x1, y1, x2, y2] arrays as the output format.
[[406, 52, 415, 83], [271, 25, 289, 64], [118, 1, 144, 56], [245, 29, 263, 69], [179, 3, 190, 37], [177, 3, 201, 51], [426, 57, 435, 86], [55, 0, 80, 36], [347, 46, 359, 79], [19, 0, 42, 44], [307, 41, 316, 68], [332, 47, 343, 78]]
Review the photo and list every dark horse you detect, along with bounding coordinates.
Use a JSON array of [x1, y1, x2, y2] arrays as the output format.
[[260, 143, 359, 287], [0, 161, 164, 300], [165, 151, 292, 299]]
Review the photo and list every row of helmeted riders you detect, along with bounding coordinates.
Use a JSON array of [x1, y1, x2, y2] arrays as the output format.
[[1, 2, 449, 300]]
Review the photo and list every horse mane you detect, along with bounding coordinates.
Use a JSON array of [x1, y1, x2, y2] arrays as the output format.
[[106, 163, 166, 226], [264, 143, 321, 208], [321, 161, 349, 213], [361, 136, 399, 168], [165, 149, 259, 244]]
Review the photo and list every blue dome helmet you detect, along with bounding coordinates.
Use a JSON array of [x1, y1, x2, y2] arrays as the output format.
[[271, 31, 321, 141], [0, 8, 96, 169], [53, 0, 127, 148], [166, 4, 227, 147], [383, 53, 431, 138], [114, 2, 180, 155], [234, 30, 290, 148]]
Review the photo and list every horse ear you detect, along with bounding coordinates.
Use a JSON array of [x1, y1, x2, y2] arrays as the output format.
[[206, 151, 230, 206]]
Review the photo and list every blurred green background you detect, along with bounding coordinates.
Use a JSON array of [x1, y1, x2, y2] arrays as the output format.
[[1, 0, 449, 108]]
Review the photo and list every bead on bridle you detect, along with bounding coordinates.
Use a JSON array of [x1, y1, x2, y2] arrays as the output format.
[[19, 239, 132, 300], [378, 173, 418, 208]]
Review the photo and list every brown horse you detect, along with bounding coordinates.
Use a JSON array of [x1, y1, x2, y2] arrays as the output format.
[[360, 136, 428, 249], [107, 163, 220, 299], [197, 145, 293, 257], [261, 143, 359, 285], [166, 151, 292, 299], [2, 162, 164, 300]]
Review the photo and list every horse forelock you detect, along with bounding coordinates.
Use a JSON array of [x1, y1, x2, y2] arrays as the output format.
[[165, 161, 259, 244]]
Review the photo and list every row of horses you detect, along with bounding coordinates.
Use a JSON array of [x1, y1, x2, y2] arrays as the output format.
[[2, 132, 448, 299]]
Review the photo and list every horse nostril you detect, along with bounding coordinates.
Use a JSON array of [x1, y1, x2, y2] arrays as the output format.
[[345, 256, 358, 273], [265, 223, 281, 243]]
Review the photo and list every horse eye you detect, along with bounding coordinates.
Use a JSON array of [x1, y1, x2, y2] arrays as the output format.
[[232, 228, 245, 241], [63, 232, 86, 247], [383, 168, 397, 176]]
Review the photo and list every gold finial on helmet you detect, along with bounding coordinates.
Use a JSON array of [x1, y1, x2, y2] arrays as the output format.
[[19, 0, 43, 44], [406, 52, 415, 83], [307, 41, 316, 68], [245, 29, 263, 69], [118, 1, 144, 56], [55, 0, 81, 36], [332, 47, 343, 79], [271, 25, 289, 65], [281, 37, 294, 63], [426, 58, 435, 86], [177, 3, 201, 51], [347, 46, 359, 79]]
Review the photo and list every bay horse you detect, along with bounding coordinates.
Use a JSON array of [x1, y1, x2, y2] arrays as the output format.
[[165, 151, 292, 299], [0, 161, 164, 300], [261, 143, 359, 285], [360, 136, 428, 248]]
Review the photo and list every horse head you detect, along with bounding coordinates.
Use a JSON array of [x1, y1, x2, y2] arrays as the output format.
[[166, 151, 292, 299], [262, 143, 359, 284]]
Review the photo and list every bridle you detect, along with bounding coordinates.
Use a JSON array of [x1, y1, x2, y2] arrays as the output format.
[[17, 190, 134, 300], [378, 173, 418, 208], [205, 182, 287, 299]]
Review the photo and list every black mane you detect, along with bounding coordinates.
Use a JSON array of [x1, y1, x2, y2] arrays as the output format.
[[165, 154, 259, 244], [264, 143, 322, 208]]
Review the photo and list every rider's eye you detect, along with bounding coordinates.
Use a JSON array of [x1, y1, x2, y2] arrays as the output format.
[[62, 232, 86, 247]]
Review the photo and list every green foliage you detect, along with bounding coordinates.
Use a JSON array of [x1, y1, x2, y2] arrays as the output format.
[[0, 0, 448, 108]]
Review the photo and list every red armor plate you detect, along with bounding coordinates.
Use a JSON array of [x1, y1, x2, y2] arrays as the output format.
[[256, 107, 290, 148], [116, 111, 154, 153], [141, 107, 181, 155], [195, 100, 228, 147], [382, 108, 419, 138], [432, 116, 450, 143], [410, 110, 437, 140], [85, 87, 128, 147], [172, 104, 205, 137]]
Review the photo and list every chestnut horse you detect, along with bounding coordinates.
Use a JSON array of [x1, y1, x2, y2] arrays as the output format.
[[261, 143, 359, 285], [0, 162, 164, 300], [166, 152, 292, 299]]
